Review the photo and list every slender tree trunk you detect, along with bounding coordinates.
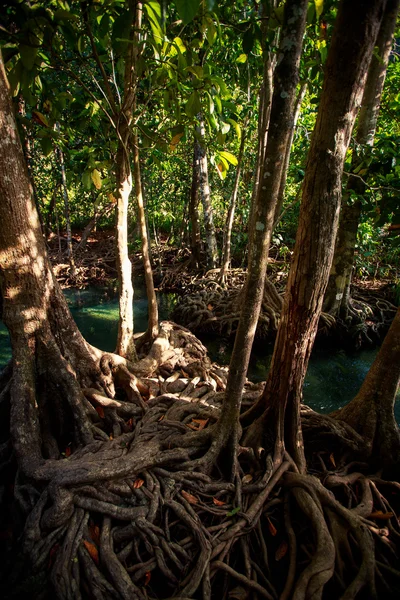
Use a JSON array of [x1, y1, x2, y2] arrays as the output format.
[[133, 131, 159, 341], [218, 0, 309, 462], [324, 0, 399, 318], [219, 130, 246, 282], [273, 81, 307, 228], [56, 139, 76, 279], [115, 0, 141, 361], [189, 145, 202, 267], [195, 119, 218, 269], [75, 201, 114, 253], [333, 306, 400, 466], [45, 181, 61, 238], [245, 0, 387, 472]]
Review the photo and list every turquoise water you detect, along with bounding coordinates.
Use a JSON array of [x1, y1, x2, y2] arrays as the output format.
[[0, 286, 398, 420]]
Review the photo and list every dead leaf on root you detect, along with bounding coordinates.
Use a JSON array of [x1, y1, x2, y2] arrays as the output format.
[[275, 540, 288, 561], [83, 540, 99, 564], [181, 490, 199, 504], [267, 517, 277, 536], [213, 497, 226, 506], [134, 478, 145, 489], [95, 406, 105, 418], [89, 522, 100, 545], [187, 418, 209, 431], [144, 571, 151, 586], [369, 511, 394, 520], [241, 474, 253, 484]]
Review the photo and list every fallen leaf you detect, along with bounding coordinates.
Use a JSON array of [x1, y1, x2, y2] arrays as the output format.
[[109, 434, 113, 440], [329, 453, 336, 468], [207, 304, 213, 311], [65, 447, 71, 457], [83, 540, 99, 564], [275, 540, 288, 561], [369, 511, 394, 520], [181, 490, 199, 505], [126, 418, 134, 430], [267, 517, 277, 536], [95, 406, 105, 418], [158, 414, 165, 421], [213, 497, 226, 506], [144, 571, 151, 586], [134, 478, 145, 489], [241, 474, 253, 485], [89, 523, 100, 545], [188, 418, 209, 431]]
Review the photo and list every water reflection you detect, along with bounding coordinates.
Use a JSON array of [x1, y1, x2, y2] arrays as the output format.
[[0, 285, 398, 421]]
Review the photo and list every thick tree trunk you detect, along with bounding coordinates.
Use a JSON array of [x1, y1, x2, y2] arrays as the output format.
[[246, 0, 387, 472], [323, 0, 399, 318], [219, 0, 309, 460], [219, 130, 246, 282], [333, 306, 400, 466], [0, 54, 99, 472], [195, 119, 218, 269]]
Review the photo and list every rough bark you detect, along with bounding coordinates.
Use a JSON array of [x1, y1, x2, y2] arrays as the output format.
[[219, 0, 309, 460], [323, 0, 399, 318], [56, 127, 76, 279], [219, 129, 246, 282], [333, 306, 400, 466], [245, 0, 387, 472], [195, 118, 218, 269]]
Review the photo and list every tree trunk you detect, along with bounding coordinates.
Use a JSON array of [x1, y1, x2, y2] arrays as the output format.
[[115, 0, 141, 361], [333, 306, 400, 466], [75, 201, 114, 253], [219, 130, 246, 282], [0, 53, 99, 472], [133, 131, 159, 342], [219, 0, 309, 461], [195, 119, 218, 269], [245, 0, 387, 472], [189, 145, 202, 267], [323, 0, 399, 318]]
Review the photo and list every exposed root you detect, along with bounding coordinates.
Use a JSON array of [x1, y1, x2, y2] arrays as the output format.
[[1, 325, 400, 599]]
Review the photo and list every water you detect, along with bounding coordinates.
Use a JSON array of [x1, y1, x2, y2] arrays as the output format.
[[0, 285, 398, 420]]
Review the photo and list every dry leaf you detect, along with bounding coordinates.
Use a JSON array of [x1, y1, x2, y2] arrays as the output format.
[[144, 571, 151, 586], [181, 490, 199, 505], [89, 523, 100, 545], [275, 540, 288, 561], [95, 406, 105, 418], [188, 418, 209, 431], [369, 511, 394, 520], [329, 453, 336, 468], [65, 447, 71, 457], [83, 540, 99, 564], [126, 418, 134, 430], [267, 517, 277, 536], [134, 478, 145, 489], [109, 434, 113, 440], [207, 304, 213, 311], [213, 497, 226, 506], [241, 474, 253, 485], [158, 414, 165, 421]]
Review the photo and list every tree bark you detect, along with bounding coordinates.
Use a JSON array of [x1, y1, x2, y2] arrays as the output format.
[[323, 0, 399, 318], [115, 0, 141, 361], [75, 201, 114, 253], [333, 306, 400, 466], [219, 0, 309, 460], [194, 119, 218, 269], [0, 52, 99, 472], [246, 0, 387, 472], [56, 129, 76, 279]]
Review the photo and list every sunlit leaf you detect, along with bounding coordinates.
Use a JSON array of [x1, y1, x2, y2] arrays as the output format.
[[219, 151, 237, 166], [91, 169, 102, 190], [314, 0, 324, 18]]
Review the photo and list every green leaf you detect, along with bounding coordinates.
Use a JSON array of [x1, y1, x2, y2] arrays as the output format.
[[227, 507, 241, 517], [236, 53, 247, 64], [175, 0, 201, 25], [185, 91, 201, 118], [144, 1, 164, 44], [91, 169, 102, 190], [54, 9, 79, 22], [206, 91, 214, 114], [220, 121, 231, 135], [82, 170, 92, 190], [19, 44, 37, 70], [227, 118, 241, 140], [40, 137, 53, 156], [186, 65, 204, 79], [219, 151, 238, 166], [314, 0, 324, 18]]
